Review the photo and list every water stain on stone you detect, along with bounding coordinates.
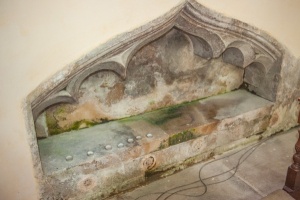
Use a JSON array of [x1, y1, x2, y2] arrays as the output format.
[[106, 82, 125, 106], [269, 112, 279, 126], [194, 121, 219, 136]]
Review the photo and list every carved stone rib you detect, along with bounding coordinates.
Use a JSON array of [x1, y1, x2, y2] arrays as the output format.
[[66, 61, 126, 97], [32, 90, 76, 121], [187, 34, 213, 58], [249, 55, 274, 74], [30, 3, 183, 109], [175, 14, 225, 58], [184, 0, 282, 59], [222, 41, 255, 68]]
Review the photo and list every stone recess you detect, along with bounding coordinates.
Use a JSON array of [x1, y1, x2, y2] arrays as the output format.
[[31, 1, 282, 123], [24, 0, 300, 199], [42, 29, 244, 135]]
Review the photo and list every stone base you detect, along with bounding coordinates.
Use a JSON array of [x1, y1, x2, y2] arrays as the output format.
[[38, 90, 275, 199]]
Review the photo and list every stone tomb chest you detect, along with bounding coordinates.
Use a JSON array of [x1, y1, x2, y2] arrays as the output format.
[[26, 1, 300, 199]]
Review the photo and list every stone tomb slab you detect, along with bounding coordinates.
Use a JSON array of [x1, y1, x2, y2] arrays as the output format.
[[38, 90, 273, 175]]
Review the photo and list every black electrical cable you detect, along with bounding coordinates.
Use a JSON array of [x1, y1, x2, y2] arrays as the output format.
[[132, 137, 268, 200], [157, 144, 256, 199], [162, 143, 259, 200]]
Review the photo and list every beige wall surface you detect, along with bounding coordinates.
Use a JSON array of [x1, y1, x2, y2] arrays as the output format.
[[197, 0, 300, 57], [0, 0, 299, 199]]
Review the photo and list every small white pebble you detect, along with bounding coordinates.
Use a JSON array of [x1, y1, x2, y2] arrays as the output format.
[[117, 143, 124, 148], [65, 155, 73, 161], [87, 151, 94, 156], [146, 133, 153, 138], [105, 145, 112, 150], [136, 136, 142, 140], [127, 138, 134, 143]]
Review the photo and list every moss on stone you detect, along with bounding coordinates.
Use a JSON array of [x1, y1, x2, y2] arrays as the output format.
[[119, 103, 186, 126], [46, 110, 63, 135], [45, 92, 221, 135], [56, 106, 66, 114], [149, 100, 155, 106], [147, 112, 181, 126], [144, 103, 184, 125], [118, 115, 143, 123], [168, 130, 195, 146], [46, 114, 99, 135], [158, 140, 169, 150]]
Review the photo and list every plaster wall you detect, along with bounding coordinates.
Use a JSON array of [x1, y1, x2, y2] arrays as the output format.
[[198, 0, 300, 56], [0, 0, 299, 199]]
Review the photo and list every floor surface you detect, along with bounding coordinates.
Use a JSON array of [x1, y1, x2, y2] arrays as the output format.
[[108, 127, 299, 200]]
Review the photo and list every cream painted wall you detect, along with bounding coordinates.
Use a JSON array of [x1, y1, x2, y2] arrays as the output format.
[[0, 1, 183, 199], [198, 0, 300, 57], [0, 0, 298, 199]]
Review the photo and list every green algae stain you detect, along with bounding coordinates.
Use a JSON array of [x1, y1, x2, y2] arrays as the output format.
[[147, 112, 182, 126], [46, 111, 99, 135], [118, 115, 142, 123], [158, 140, 169, 150], [119, 103, 185, 126], [145, 104, 183, 126], [46, 110, 62, 135], [67, 120, 98, 131], [169, 130, 195, 146], [149, 100, 155, 106], [45, 91, 224, 135]]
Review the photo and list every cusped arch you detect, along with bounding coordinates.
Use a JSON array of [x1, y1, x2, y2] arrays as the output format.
[[175, 21, 226, 58], [32, 90, 76, 121], [66, 61, 126, 97], [187, 34, 213, 59], [30, 0, 283, 126], [246, 55, 274, 75]]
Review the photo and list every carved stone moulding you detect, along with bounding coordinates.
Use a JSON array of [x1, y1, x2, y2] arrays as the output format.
[[31, 0, 282, 124]]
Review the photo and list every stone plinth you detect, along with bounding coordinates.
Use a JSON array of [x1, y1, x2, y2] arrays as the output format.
[[38, 90, 273, 199]]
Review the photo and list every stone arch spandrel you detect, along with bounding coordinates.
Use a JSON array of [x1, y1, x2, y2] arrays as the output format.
[[30, 0, 283, 120]]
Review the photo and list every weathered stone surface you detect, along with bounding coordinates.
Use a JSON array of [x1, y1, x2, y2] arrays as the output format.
[[265, 53, 300, 134], [42, 29, 243, 136], [35, 112, 48, 138], [38, 90, 273, 199], [38, 119, 169, 174], [244, 55, 281, 101], [32, 90, 76, 121], [108, 128, 299, 200], [24, 1, 300, 199]]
